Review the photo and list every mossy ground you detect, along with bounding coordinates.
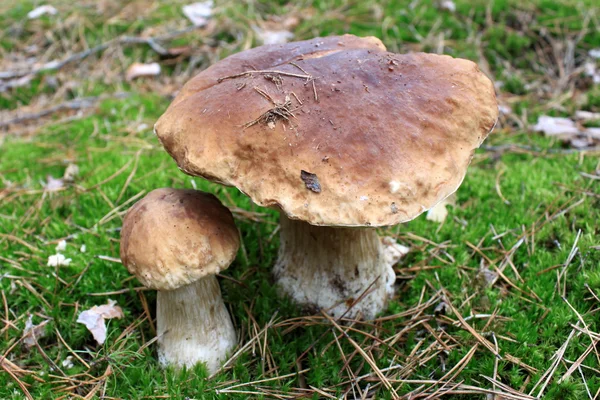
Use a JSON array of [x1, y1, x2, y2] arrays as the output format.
[[1, 0, 599, 398]]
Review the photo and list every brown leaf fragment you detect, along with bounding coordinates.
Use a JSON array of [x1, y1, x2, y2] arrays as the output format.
[[300, 170, 321, 193]]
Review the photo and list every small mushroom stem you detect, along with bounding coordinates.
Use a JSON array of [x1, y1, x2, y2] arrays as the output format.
[[157, 275, 236, 373], [274, 214, 398, 319]]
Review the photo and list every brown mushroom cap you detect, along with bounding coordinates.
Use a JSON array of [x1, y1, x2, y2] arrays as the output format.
[[120, 188, 240, 291], [155, 35, 498, 227]]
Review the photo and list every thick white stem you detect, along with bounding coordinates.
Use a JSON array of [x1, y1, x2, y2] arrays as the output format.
[[157, 276, 236, 373], [273, 215, 397, 319]]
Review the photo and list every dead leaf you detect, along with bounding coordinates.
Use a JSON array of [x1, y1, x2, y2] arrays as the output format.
[[477, 265, 498, 286], [44, 175, 64, 191], [575, 110, 600, 121], [63, 163, 79, 183], [125, 62, 161, 81], [570, 137, 592, 148], [584, 61, 600, 84], [182, 1, 213, 27], [585, 127, 600, 140], [426, 194, 456, 223], [23, 315, 48, 348], [532, 115, 579, 137], [77, 300, 124, 345], [532, 115, 600, 148], [27, 5, 58, 19]]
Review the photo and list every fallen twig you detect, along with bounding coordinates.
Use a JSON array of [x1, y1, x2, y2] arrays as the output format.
[[0, 27, 197, 80], [1, 93, 129, 129]]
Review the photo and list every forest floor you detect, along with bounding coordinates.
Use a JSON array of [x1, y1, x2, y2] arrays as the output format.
[[1, 0, 600, 398]]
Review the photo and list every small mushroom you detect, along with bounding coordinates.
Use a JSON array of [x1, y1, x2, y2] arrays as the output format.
[[153, 35, 498, 319], [120, 188, 239, 373]]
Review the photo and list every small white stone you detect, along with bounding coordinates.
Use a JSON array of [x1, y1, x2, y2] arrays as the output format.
[[80, 244, 86, 253]]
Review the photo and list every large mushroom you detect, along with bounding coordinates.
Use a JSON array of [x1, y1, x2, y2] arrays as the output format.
[[153, 35, 498, 319], [120, 188, 239, 372]]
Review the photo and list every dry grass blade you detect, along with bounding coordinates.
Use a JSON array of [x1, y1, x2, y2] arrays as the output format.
[[216, 369, 309, 393], [217, 70, 312, 83], [420, 344, 479, 399], [444, 294, 501, 358], [0, 356, 35, 400], [321, 311, 399, 398], [530, 327, 576, 397], [215, 312, 279, 376]]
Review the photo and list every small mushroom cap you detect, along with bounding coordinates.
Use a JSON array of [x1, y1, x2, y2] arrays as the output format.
[[155, 35, 498, 227], [120, 188, 239, 291]]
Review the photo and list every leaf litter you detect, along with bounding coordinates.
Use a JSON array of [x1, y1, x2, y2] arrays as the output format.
[[76, 300, 124, 345], [532, 115, 600, 148], [22, 315, 49, 348]]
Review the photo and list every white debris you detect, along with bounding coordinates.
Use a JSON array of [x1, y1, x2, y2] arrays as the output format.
[[532, 115, 579, 137], [44, 175, 64, 191], [253, 26, 294, 45], [584, 61, 600, 84], [585, 127, 600, 140], [182, 1, 213, 27], [381, 236, 410, 268], [426, 194, 456, 223], [23, 315, 47, 348], [47, 254, 72, 267], [478, 265, 498, 286], [575, 110, 600, 120], [27, 5, 58, 19], [439, 0, 456, 12], [62, 356, 74, 369], [63, 164, 79, 183], [589, 49, 600, 59], [570, 137, 591, 149], [80, 244, 87, 253], [55, 240, 67, 252], [498, 104, 512, 115], [77, 300, 124, 345], [125, 62, 161, 81]]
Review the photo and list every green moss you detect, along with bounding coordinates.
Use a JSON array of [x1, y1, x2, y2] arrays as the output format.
[[1, 0, 599, 398]]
